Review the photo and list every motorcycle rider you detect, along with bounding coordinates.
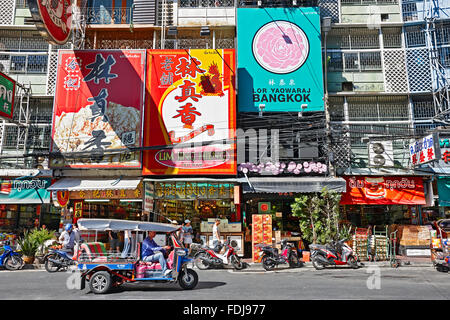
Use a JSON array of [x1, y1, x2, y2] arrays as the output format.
[[58, 223, 80, 257]]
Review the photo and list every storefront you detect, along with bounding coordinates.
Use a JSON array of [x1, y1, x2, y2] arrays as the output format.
[[145, 179, 244, 255], [340, 175, 433, 258], [240, 176, 347, 261], [48, 177, 143, 245], [0, 177, 54, 241], [340, 176, 428, 226]]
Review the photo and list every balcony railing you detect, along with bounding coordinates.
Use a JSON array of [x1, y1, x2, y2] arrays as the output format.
[[85, 7, 132, 25], [0, 52, 48, 74], [180, 0, 234, 7]]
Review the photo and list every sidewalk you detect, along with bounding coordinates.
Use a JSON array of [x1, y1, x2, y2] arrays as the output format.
[[241, 256, 433, 271]]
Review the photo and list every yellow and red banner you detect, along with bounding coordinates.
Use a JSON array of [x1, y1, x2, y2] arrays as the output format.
[[340, 176, 426, 205], [143, 49, 236, 175]]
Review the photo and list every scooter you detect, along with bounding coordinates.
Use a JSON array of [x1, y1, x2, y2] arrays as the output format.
[[194, 240, 245, 270], [0, 240, 23, 270], [257, 239, 303, 271], [310, 239, 360, 270], [44, 247, 77, 272]]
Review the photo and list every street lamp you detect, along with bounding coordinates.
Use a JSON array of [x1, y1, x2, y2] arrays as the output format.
[[322, 16, 335, 177]]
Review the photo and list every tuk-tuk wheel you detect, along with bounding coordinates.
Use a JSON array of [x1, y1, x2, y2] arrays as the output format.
[[89, 271, 112, 294], [179, 269, 198, 290]]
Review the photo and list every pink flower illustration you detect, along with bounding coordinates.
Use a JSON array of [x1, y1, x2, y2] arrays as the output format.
[[253, 22, 308, 73]]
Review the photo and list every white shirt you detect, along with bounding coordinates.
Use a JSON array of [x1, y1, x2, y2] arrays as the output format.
[[59, 231, 76, 249], [212, 224, 220, 242], [124, 230, 131, 239]]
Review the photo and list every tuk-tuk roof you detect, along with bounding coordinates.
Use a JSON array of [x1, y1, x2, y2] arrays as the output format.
[[76, 218, 180, 233]]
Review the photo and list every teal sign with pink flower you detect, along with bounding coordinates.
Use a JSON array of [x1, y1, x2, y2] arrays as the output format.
[[237, 7, 324, 112]]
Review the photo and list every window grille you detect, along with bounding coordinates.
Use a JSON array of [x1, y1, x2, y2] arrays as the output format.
[[318, 0, 340, 23], [15, 0, 28, 8], [401, 2, 418, 22], [435, 23, 450, 46], [383, 49, 409, 93], [327, 28, 379, 50], [329, 97, 345, 121], [406, 48, 432, 92], [438, 46, 450, 67], [347, 96, 409, 121], [382, 28, 402, 48], [0, 0, 15, 25], [414, 123, 437, 136], [328, 51, 382, 72], [405, 25, 426, 48], [0, 30, 49, 51], [341, 0, 397, 3], [0, 53, 48, 74], [4, 126, 18, 148], [412, 96, 436, 120], [328, 51, 343, 71], [344, 52, 359, 71]]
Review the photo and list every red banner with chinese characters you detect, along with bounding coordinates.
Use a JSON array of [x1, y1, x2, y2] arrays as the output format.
[[50, 50, 146, 168], [340, 176, 426, 205], [143, 49, 236, 175]]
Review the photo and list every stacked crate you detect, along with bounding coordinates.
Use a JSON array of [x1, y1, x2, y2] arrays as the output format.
[[352, 228, 370, 261]]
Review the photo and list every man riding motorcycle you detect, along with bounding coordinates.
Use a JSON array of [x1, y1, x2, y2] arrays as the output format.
[[58, 224, 80, 257]]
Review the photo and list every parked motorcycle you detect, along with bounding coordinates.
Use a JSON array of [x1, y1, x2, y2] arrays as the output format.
[[310, 239, 360, 270], [44, 248, 77, 272], [0, 240, 23, 270], [257, 239, 303, 271], [194, 240, 245, 270]]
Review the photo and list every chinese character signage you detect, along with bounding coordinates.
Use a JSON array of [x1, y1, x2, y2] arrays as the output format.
[[438, 136, 450, 167], [143, 49, 236, 175], [154, 182, 234, 199], [252, 214, 272, 263], [69, 184, 143, 200], [237, 7, 324, 112], [409, 134, 439, 166], [27, 0, 72, 45], [340, 176, 426, 205], [50, 50, 146, 168], [0, 72, 15, 120]]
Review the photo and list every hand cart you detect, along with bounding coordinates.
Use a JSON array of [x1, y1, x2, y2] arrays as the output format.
[[352, 228, 371, 261], [389, 229, 400, 268], [371, 225, 389, 261]]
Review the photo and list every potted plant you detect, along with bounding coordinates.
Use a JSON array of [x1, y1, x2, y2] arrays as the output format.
[[30, 228, 56, 264], [17, 230, 39, 264]]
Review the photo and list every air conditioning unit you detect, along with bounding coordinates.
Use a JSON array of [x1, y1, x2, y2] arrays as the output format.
[[368, 140, 394, 167]]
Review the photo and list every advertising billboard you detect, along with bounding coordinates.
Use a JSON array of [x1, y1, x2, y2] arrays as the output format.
[[27, 0, 72, 45], [143, 49, 236, 175], [0, 72, 15, 120], [340, 176, 426, 205], [50, 50, 146, 168], [237, 7, 324, 112]]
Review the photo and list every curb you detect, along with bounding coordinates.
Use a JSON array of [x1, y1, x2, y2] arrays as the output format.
[[22, 264, 45, 270], [239, 261, 434, 271]]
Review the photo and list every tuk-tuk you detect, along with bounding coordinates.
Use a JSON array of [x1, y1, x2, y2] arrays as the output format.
[[73, 218, 198, 294]]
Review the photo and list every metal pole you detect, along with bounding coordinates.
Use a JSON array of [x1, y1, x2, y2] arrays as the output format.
[[323, 30, 335, 177]]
